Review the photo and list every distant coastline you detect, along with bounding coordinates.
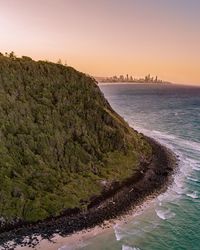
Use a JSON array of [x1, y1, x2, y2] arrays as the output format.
[[95, 74, 172, 85]]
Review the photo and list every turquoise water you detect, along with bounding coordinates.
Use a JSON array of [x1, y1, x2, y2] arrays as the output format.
[[60, 84, 200, 250]]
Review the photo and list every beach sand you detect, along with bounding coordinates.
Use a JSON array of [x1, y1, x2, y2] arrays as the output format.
[[15, 195, 157, 250]]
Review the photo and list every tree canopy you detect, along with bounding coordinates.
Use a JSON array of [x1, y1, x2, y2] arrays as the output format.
[[0, 53, 152, 223]]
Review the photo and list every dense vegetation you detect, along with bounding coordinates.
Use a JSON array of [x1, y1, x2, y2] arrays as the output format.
[[0, 53, 152, 223]]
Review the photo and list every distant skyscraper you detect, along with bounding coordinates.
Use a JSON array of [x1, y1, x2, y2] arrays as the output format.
[[119, 75, 124, 81]]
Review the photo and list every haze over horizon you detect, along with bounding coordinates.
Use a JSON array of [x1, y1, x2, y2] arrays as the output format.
[[1, 0, 200, 85]]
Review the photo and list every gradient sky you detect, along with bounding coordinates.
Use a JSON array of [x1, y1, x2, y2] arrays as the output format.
[[1, 0, 200, 84]]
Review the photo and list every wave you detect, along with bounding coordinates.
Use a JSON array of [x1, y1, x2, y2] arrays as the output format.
[[186, 191, 199, 199], [122, 245, 141, 250], [192, 166, 200, 171], [187, 176, 199, 182], [114, 218, 159, 242], [114, 224, 125, 241], [184, 158, 200, 171], [109, 124, 199, 249], [134, 126, 200, 198], [155, 208, 176, 220], [134, 126, 200, 153]]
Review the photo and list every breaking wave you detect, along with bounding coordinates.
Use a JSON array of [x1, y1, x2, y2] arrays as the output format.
[[122, 245, 141, 250]]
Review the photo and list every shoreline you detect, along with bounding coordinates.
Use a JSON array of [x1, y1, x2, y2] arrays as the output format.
[[21, 193, 159, 250], [0, 136, 178, 250]]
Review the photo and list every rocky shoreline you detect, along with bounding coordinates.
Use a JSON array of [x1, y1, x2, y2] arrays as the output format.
[[0, 136, 178, 250]]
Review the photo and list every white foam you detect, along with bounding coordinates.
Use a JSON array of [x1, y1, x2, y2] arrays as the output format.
[[186, 158, 200, 165], [58, 246, 71, 250], [134, 126, 200, 154], [192, 166, 200, 171], [174, 175, 184, 188], [155, 208, 176, 220], [185, 158, 200, 171], [157, 189, 179, 203], [135, 126, 200, 196], [114, 126, 199, 246], [171, 185, 185, 195], [114, 218, 158, 243], [114, 224, 124, 241], [122, 245, 141, 250], [186, 191, 198, 199], [187, 176, 199, 182]]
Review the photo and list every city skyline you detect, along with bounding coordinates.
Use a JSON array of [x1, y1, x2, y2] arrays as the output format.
[[96, 73, 169, 84], [1, 0, 200, 85]]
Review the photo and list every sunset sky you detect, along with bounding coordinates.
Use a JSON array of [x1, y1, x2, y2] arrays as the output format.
[[1, 0, 200, 85]]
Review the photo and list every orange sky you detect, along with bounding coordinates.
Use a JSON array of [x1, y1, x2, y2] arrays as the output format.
[[0, 0, 200, 85]]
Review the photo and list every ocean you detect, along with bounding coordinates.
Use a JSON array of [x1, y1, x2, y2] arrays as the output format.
[[60, 84, 200, 250]]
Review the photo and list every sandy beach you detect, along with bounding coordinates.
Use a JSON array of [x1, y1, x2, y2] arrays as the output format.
[[15, 193, 161, 250]]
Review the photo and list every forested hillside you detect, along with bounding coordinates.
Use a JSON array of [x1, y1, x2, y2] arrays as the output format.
[[0, 53, 152, 224]]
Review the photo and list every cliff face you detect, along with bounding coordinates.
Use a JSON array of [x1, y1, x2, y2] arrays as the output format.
[[0, 54, 152, 224]]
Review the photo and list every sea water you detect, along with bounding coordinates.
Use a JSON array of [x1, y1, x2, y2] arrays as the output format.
[[60, 84, 200, 250]]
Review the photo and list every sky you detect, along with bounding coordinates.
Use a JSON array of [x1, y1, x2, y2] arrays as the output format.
[[0, 0, 200, 85]]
